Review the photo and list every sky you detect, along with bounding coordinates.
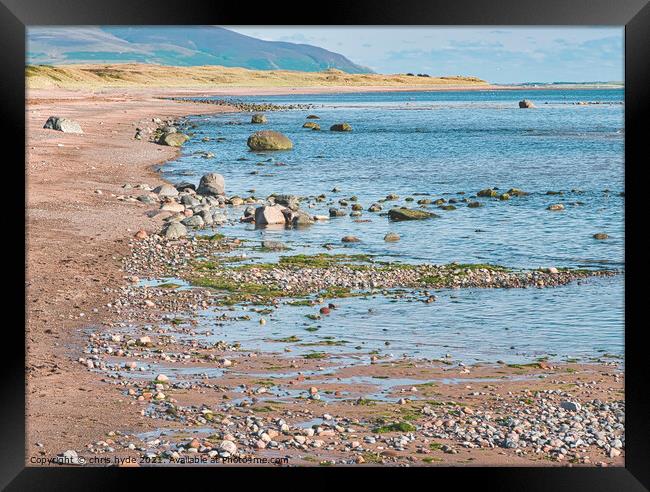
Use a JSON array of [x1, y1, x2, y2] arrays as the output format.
[[229, 27, 624, 84]]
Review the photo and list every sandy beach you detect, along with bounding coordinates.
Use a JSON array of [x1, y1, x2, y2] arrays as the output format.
[[26, 87, 624, 467]]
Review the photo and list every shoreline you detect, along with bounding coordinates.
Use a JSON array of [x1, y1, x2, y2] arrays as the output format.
[[26, 87, 624, 467]]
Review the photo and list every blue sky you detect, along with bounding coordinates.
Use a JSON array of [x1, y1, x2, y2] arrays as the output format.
[[229, 27, 624, 83]]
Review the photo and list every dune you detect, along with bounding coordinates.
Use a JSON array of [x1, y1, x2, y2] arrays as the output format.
[[26, 63, 489, 90]]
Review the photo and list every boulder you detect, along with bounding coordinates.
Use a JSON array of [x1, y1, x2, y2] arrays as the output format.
[[593, 233, 609, 240], [247, 131, 293, 151], [159, 132, 189, 147], [547, 203, 565, 211], [254, 205, 286, 226], [384, 232, 400, 242], [477, 188, 498, 198], [181, 215, 205, 228], [302, 122, 321, 130], [251, 113, 267, 124], [330, 122, 352, 132], [153, 184, 179, 198], [291, 210, 314, 227], [388, 207, 438, 221], [163, 222, 187, 240], [519, 100, 535, 109], [341, 235, 360, 243], [43, 116, 83, 134], [197, 173, 225, 196], [306, 115, 320, 119]]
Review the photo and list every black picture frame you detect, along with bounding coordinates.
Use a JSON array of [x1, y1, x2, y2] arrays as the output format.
[[2, 0, 648, 489]]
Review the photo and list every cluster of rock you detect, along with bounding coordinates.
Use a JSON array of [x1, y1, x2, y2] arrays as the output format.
[[168, 97, 314, 112], [250, 194, 325, 228], [129, 174, 229, 239]]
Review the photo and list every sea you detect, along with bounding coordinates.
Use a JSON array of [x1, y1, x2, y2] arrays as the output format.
[[158, 88, 625, 364]]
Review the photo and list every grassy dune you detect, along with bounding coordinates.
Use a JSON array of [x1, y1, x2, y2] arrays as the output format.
[[26, 63, 489, 90]]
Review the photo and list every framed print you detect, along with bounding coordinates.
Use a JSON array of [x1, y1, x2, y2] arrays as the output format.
[[2, 0, 648, 489]]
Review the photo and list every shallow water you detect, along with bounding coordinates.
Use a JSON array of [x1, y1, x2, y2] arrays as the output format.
[[160, 89, 625, 363]]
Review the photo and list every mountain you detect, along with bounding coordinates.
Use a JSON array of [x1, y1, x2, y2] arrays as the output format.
[[27, 26, 373, 74]]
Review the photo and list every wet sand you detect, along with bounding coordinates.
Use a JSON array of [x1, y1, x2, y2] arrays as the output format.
[[26, 87, 624, 467]]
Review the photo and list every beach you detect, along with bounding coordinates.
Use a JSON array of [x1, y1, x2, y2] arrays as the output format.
[[26, 86, 624, 467]]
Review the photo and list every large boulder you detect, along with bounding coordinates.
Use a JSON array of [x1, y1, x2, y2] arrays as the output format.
[[247, 131, 293, 151], [251, 114, 267, 124], [163, 222, 187, 240], [388, 207, 438, 221], [254, 205, 286, 226], [197, 173, 225, 196], [519, 100, 535, 109], [43, 116, 83, 134], [159, 132, 189, 147], [302, 122, 320, 130], [330, 123, 352, 132]]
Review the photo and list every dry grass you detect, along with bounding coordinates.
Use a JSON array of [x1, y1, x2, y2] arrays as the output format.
[[26, 63, 488, 90]]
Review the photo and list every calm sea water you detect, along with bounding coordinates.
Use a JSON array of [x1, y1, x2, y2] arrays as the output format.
[[160, 89, 625, 363]]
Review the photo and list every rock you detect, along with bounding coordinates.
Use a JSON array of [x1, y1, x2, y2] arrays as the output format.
[[302, 121, 321, 130], [519, 100, 535, 108], [507, 188, 530, 196], [291, 210, 314, 227], [384, 232, 400, 242], [306, 114, 320, 119], [467, 201, 482, 208], [477, 188, 498, 198], [593, 233, 609, 240], [137, 194, 158, 205], [273, 194, 300, 210], [255, 205, 286, 226], [197, 173, 225, 196], [560, 401, 581, 412], [219, 440, 237, 454], [181, 215, 205, 228], [547, 204, 565, 211], [175, 182, 196, 192], [341, 235, 360, 243], [155, 374, 169, 383], [163, 222, 187, 239], [57, 450, 84, 465], [330, 122, 352, 132], [43, 116, 83, 134], [329, 208, 347, 217], [262, 240, 288, 251], [545, 267, 559, 274], [159, 132, 189, 147], [251, 113, 267, 124], [134, 229, 148, 240], [153, 184, 179, 198], [160, 202, 185, 213], [388, 207, 438, 221], [247, 131, 293, 151], [368, 203, 382, 212]]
